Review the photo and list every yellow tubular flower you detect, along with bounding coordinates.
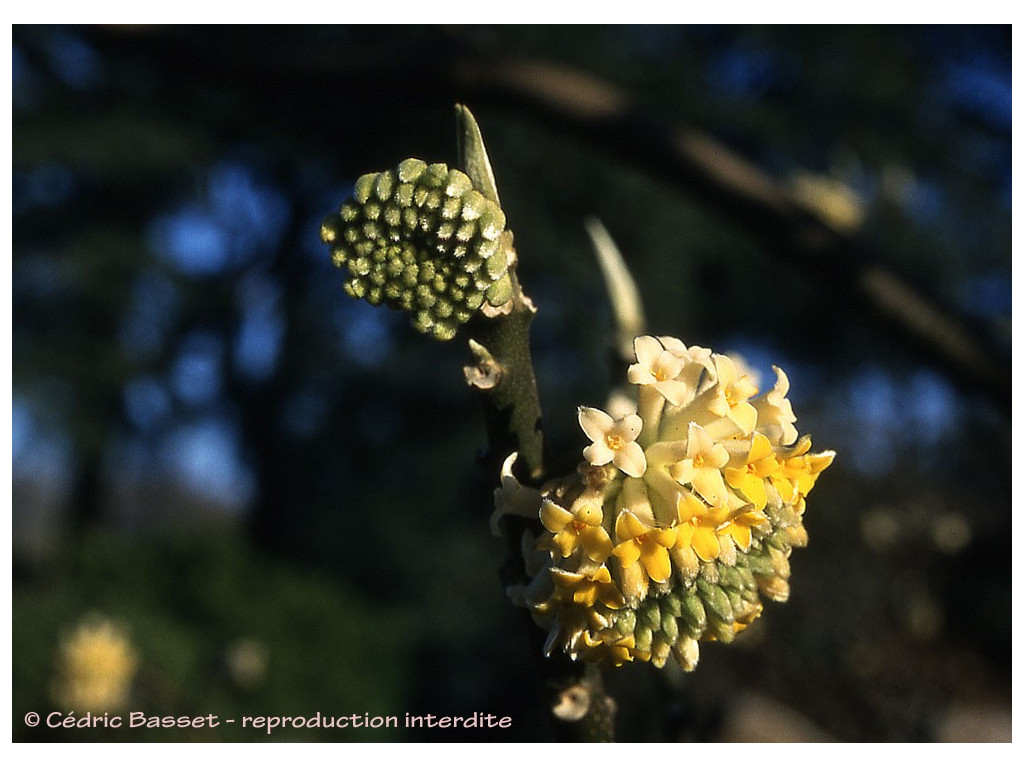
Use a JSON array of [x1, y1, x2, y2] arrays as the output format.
[[499, 334, 833, 672], [674, 491, 732, 562], [550, 566, 625, 610], [708, 354, 760, 434], [723, 432, 778, 510], [656, 336, 717, 404], [772, 436, 836, 512], [540, 499, 614, 562], [612, 510, 676, 583], [718, 506, 769, 551]]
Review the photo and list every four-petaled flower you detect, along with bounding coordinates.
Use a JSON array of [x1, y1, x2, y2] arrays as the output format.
[[674, 491, 732, 562], [670, 422, 730, 507], [550, 565, 625, 609], [706, 354, 760, 434], [540, 499, 614, 562], [627, 336, 691, 405], [772, 435, 835, 513], [578, 406, 647, 477], [612, 510, 677, 583], [718, 506, 768, 551], [723, 432, 778, 510]]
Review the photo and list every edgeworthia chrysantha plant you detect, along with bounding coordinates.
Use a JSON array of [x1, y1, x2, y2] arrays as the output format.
[[321, 105, 834, 741]]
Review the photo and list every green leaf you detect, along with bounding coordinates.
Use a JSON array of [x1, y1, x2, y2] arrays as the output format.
[[455, 104, 501, 207]]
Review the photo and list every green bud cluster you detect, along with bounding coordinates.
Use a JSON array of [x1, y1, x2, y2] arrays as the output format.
[[320, 158, 514, 341], [587, 524, 800, 669]]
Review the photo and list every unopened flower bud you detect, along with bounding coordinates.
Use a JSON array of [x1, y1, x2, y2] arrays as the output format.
[[650, 637, 672, 668], [660, 613, 680, 644], [756, 574, 791, 602], [322, 159, 514, 340], [672, 636, 700, 671], [679, 591, 707, 634]]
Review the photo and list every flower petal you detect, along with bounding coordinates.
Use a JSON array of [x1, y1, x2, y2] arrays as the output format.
[[714, 354, 738, 385], [612, 539, 641, 568], [540, 500, 573, 533], [691, 468, 728, 508], [615, 510, 647, 542], [729, 401, 759, 435], [691, 526, 721, 561], [583, 442, 615, 467], [633, 335, 664, 367], [749, 432, 774, 463], [741, 474, 767, 509], [580, 525, 614, 562], [724, 468, 768, 510], [552, 529, 578, 558], [675, 491, 706, 523], [674, 522, 693, 549], [724, 522, 752, 550], [653, 526, 677, 548], [642, 544, 673, 583], [655, 378, 690, 406], [670, 459, 696, 485], [658, 335, 687, 354], [613, 441, 647, 478], [615, 413, 644, 441], [578, 406, 614, 442], [575, 502, 604, 527], [598, 583, 625, 610], [500, 452, 519, 482]]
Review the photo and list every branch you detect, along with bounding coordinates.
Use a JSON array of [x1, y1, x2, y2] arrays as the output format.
[[456, 106, 617, 742]]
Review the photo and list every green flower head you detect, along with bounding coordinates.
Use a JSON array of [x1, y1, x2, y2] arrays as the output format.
[[320, 158, 514, 341]]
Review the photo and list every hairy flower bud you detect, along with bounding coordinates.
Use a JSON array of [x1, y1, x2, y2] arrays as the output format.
[[321, 159, 514, 341]]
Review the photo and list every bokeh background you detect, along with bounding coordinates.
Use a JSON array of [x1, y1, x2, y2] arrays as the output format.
[[12, 25, 1011, 742]]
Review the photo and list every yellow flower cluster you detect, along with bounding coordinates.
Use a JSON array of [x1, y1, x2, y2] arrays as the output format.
[[495, 336, 834, 669], [51, 614, 138, 711]]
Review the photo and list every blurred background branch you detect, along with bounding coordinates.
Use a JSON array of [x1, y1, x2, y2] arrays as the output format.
[[451, 54, 1010, 409]]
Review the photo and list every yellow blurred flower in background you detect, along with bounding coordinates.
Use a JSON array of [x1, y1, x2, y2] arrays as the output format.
[[52, 613, 138, 711]]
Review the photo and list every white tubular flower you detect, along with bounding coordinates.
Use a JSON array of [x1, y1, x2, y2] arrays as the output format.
[[705, 354, 760, 435], [490, 452, 543, 536], [627, 336, 691, 405], [753, 365, 799, 446], [670, 422, 731, 507], [578, 406, 647, 477], [496, 334, 834, 671], [658, 337, 716, 398]]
